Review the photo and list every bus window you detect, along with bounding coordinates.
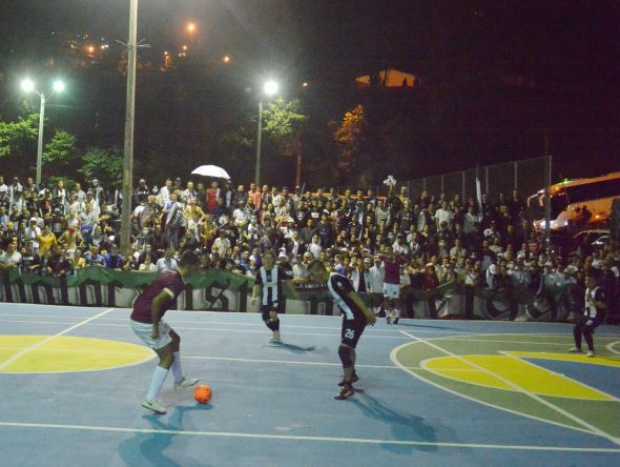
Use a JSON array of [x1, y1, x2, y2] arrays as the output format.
[[565, 178, 620, 204]]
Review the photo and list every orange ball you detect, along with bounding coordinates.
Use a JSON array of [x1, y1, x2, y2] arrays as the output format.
[[194, 384, 212, 404]]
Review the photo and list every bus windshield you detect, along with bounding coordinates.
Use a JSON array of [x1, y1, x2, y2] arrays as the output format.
[[527, 192, 568, 220]]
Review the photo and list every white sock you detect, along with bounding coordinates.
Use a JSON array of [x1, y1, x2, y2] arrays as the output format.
[[172, 351, 183, 384], [146, 365, 169, 401]]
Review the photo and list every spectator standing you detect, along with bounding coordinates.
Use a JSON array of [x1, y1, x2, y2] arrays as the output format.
[[163, 193, 185, 250], [104, 246, 125, 270]]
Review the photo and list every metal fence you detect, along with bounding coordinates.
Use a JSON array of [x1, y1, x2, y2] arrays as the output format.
[[374, 156, 552, 202]]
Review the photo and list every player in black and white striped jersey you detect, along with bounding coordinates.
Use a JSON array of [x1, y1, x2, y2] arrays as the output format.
[[570, 273, 607, 357], [252, 250, 293, 343]]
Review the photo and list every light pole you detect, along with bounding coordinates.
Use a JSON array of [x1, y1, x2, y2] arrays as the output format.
[[255, 80, 279, 186], [120, 0, 139, 255], [20, 77, 65, 186]]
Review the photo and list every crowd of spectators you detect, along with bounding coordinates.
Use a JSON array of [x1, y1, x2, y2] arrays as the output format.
[[0, 173, 618, 321]]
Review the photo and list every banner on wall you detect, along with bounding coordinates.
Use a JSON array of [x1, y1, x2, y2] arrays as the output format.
[[0, 267, 577, 322]]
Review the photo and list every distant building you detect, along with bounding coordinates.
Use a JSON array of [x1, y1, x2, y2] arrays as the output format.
[[355, 68, 416, 89]]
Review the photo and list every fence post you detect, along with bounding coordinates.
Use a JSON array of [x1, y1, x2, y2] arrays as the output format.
[[544, 155, 553, 248], [440, 175, 445, 195], [461, 170, 466, 200], [514, 161, 518, 192], [423, 177, 427, 192], [484, 166, 489, 197]]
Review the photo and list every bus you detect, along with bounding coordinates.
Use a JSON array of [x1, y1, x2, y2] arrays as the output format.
[[527, 172, 620, 232]]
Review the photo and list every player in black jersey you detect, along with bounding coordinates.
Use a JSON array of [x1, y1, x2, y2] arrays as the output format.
[[308, 261, 376, 400], [252, 250, 294, 343]]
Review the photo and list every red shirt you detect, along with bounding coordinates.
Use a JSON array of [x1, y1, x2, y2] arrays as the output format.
[[382, 256, 405, 285], [130, 272, 186, 323], [206, 189, 219, 213]]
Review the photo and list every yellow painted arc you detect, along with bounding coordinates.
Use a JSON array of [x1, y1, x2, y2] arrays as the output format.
[[422, 354, 618, 401], [0, 335, 154, 374]]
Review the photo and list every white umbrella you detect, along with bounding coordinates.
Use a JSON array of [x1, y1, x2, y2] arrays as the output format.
[[191, 165, 231, 180]]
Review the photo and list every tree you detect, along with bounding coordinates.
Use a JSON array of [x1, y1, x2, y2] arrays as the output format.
[[79, 147, 123, 189], [43, 131, 78, 179], [333, 105, 367, 185], [217, 121, 257, 184], [262, 98, 308, 186], [0, 114, 39, 159], [43, 131, 77, 164]]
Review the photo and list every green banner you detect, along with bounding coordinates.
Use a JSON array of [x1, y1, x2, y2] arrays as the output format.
[[1, 267, 254, 291]]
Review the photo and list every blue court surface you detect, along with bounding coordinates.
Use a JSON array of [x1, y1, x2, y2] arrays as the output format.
[[1, 303, 619, 467]]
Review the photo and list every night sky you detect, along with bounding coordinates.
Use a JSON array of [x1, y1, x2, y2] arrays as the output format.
[[1, 1, 619, 184]]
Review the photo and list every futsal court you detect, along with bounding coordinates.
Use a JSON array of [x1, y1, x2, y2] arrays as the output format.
[[1, 302, 619, 467]]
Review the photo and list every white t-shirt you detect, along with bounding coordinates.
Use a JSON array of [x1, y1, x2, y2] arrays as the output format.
[[156, 257, 179, 273], [0, 250, 22, 266], [434, 208, 453, 226], [308, 242, 322, 259]]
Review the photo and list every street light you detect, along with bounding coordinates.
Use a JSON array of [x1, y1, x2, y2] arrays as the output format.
[[186, 22, 197, 34], [20, 77, 65, 186], [255, 79, 280, 186], [20, 78, 35, 94], [52, 80, 66, 93], [263, 80, 279, 97]]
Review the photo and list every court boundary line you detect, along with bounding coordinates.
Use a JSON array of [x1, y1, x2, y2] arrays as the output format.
[[0, 302, 596, 325], [397, 330, 620, 446], [183, 355, 401, 369], [0, 318, 409, 340], [0, 308, 115, 372], [0, 420, 619, 453]]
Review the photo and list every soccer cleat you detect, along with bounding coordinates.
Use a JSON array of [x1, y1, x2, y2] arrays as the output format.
[[141, 399, 167, 415], [270, 336, 282, 344], [334, 384, 355, 400], [174, 377, 199, 390], [568, 347, 582, 353], [338, 373, 359, 387], [586, 351, 595, 358]]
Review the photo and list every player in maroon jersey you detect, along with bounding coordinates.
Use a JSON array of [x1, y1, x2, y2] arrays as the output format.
[[381, 250, 405, 324], [130, 250, 201, 414]]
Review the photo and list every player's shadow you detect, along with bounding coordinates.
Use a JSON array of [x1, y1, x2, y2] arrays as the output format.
[[397, 322, 469, 332], [351, 393, 437, 454], [118, 405, 214, 467], [270, 342, 317, 354]]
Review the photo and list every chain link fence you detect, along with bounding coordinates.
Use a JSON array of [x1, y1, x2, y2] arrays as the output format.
[[381, 156, 552, 202]]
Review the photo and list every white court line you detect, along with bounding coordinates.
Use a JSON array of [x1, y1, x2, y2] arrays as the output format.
[[183, 355, 400, 369], [0, 421, 619, 453], [0, 308, 115, 372], [389, 343, 597, 437], [606, 341, 620, 355], [446, 338, 572, 347], [0, 318, 408, 340], [398, 329, 620, 447]]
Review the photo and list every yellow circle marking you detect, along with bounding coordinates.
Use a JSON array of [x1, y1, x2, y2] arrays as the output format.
[[0, 335, 154, 374], [422, 352, 620, 401]]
